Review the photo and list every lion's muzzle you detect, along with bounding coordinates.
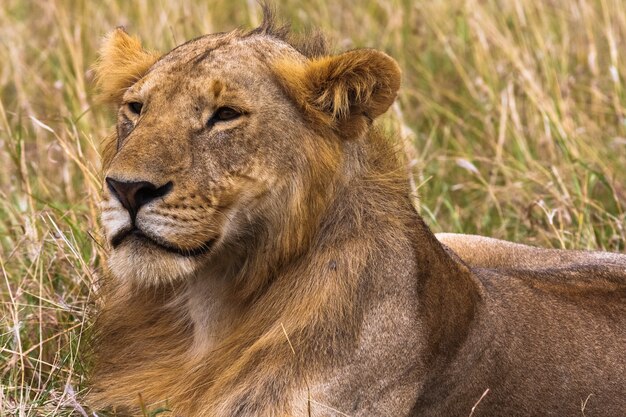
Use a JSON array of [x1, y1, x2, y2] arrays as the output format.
[[106, 177, 173, 222]]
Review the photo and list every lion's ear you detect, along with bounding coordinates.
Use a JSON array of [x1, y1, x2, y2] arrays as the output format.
[[93, 28, 160, 106], [275, 49, 401, 139]]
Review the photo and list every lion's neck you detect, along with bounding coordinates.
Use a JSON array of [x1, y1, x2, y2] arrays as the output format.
[[184, 273, 241, 354], [293, 204, 481, 415], [185, 135, 484, 415]]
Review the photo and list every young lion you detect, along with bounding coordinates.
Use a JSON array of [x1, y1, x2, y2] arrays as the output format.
[[91, 11, 626, 417]]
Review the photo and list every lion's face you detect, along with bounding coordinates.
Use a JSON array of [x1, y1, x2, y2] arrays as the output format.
[[95, 28, 400, 284], [99, 33, 309, 283]]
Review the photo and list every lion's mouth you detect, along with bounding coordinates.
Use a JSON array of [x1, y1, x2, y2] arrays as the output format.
[[111, 228, 215, 257]]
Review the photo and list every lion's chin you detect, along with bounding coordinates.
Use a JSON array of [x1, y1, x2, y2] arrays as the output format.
[[107, 239, 208, 285], [105, 227, 217, 284]]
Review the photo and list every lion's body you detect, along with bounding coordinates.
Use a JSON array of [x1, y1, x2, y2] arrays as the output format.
[[91, 10, 626, 417], [416, 264, 626, 416], [437, 233, 626, 271]]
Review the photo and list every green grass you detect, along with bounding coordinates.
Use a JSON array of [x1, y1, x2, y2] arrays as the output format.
[[1, 0, 625, 415]]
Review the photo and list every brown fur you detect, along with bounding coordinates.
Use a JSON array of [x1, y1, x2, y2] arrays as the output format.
[[91, 10, 626, 417]]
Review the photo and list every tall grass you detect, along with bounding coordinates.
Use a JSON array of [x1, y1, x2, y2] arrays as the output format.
[[0, 0, 624, 415]]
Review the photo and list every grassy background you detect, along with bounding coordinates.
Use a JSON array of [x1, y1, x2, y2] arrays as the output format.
[[1, 0, 625, 415]]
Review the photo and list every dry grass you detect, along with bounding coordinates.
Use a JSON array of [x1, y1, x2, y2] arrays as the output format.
[[0, 0, 624, 415]]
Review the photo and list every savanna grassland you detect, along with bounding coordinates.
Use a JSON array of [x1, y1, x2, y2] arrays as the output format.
[[1, 0, 625, 415]]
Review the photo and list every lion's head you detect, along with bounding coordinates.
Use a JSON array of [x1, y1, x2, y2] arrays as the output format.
[[95, 16, 401, 287]]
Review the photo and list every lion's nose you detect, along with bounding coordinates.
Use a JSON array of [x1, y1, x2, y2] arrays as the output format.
[[106, 177, 173, 220]]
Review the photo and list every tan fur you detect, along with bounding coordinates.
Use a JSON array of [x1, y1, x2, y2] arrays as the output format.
[[93, 28, 160, 106], [274, 50, 401, 139], [437, 233, 626, 271], [91, 10, 626, 417]]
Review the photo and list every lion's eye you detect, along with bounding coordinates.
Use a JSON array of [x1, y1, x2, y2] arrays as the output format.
[[213, 107, 241, 122], [128, 102, 143, 115]]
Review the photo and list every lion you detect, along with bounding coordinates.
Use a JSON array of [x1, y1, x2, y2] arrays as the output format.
[[91, 10, 626, 417]]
